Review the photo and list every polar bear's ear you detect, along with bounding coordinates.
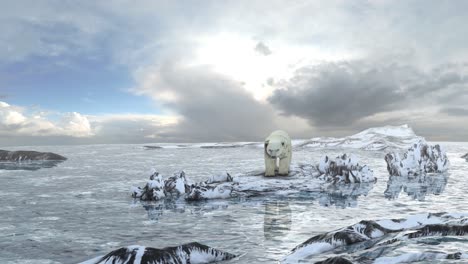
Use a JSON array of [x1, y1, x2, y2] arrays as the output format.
[[264, 140, 269, 148]]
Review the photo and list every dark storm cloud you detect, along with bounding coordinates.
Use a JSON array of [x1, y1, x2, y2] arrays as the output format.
[[141, 64, 277, 142], [254, 42, 272, 56], [268, 62, 405, 126], [268, 62, 468, 127]]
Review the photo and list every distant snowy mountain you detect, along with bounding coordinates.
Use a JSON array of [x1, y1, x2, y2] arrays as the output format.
[[142, 125, 424, 151], [296, 124, 425, 150]]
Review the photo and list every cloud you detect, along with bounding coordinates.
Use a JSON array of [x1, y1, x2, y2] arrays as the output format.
[[440, 107, 468, 117], [0, 101, 93, 138], [268, 62, 405, 126], [0, 102, 182, 146], [2, 1, 468, 143], [268, 61, 468, 129], [132, 63, 280, 141], [89, 114, 180, 143], [254, 42, 272, 56]]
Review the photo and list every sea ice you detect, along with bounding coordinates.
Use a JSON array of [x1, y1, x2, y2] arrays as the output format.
[[132, 157, 375, 202]]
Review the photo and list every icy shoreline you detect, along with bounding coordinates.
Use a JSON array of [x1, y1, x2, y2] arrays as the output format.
[[283, 212, 468, 263]]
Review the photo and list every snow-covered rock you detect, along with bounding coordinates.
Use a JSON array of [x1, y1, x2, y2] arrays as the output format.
[[282, 212, 468, 263], [315, 154, 376, 183], [385, 141, 450, 176], [316, 252, 468, 264], [297, 125, 424, 150], [186, 182, 234, 201], [132, 171, 235, 201], [462, 153, 468, 161], [131, 171, 168, 201], [80, 242, 236, 264]]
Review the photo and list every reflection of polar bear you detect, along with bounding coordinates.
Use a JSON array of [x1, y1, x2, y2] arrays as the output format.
[[264, 130, 292, 176]]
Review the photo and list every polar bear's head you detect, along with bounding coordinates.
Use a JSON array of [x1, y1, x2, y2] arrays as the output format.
[[265, 137, 288, 158]]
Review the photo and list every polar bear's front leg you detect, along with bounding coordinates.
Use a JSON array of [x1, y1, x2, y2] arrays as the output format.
[[278, 156, 290, 176], [265, 154, 276, 177]]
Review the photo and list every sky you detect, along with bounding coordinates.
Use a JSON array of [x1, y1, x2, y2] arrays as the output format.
[[1, 0, 468, 146]]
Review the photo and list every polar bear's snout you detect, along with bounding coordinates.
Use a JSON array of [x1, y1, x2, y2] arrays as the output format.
[[266, 142, 284, 158]]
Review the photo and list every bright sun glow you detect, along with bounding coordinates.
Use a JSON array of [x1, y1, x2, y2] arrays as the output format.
[[192, 33, 359, 101]]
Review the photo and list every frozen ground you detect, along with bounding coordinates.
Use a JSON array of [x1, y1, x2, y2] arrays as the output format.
[[0, 139, 467, 263]]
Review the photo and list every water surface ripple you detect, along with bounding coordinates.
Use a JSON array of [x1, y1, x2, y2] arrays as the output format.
[[0, 143, 467, 263]]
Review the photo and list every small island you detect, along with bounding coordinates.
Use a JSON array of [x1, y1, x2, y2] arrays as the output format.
[[0, 150, 67, 162]]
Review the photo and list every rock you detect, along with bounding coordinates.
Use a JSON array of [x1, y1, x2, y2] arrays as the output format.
[[143, 145, 163, 149], [385, 141, 449, 176], [0, 150, 67, 162], [80, 242, 236, 264]]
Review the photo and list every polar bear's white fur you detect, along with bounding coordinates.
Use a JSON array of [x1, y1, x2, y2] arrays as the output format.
[[264, 130, 292, 176]]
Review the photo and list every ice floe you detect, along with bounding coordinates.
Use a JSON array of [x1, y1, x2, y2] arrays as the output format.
[[80, 242, 236, 264], [132, 155, 375, 202], [385, 141, 450, 176], [282, 212, 468, 263]]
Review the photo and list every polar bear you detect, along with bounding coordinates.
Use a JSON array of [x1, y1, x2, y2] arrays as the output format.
[[264, 130, 292, 176]]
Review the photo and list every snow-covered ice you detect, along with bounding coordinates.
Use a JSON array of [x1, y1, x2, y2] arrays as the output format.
[[315, 154, 375, 183], [132, 156, 375, 202], [385, 141, 450, 176]]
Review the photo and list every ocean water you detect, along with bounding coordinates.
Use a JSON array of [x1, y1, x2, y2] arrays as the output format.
[[0, 142, 467, 263]]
